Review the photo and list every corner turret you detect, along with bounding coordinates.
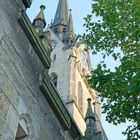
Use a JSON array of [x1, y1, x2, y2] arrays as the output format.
[[33, 5, 46, 34]]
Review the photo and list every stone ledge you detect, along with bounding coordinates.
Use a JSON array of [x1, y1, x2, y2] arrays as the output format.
[[40, 74, 82, 138], [22, 0, 32, 8], [18, 11, 51, 68]]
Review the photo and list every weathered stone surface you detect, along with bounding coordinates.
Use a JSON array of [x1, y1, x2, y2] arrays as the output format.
[[1, 0, 107, 139], [0, 65, 18, 108], [39, 128, 47, 140], [0, 88, 10, 118], [0, 0, 74, 140], [0, 116, 5, 136], [2, 106, 18, 140]]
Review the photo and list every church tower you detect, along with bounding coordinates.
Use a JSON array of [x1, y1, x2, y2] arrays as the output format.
[[50, 0, 69, 40], [49, 0, 101, 135], [0, 0, 109, 139]]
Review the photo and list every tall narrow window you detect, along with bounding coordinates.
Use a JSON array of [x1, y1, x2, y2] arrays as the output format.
[[78, 82, 83, 113]]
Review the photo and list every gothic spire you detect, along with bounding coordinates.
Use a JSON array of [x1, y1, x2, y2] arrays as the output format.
[[52, 0, 69, 26], [33, 5, 46, 32], [84, 98, 95, 140], [85, 98, 95, 123], [63, 9, 75, 43]]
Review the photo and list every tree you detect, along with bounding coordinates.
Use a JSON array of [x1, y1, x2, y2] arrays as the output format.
[[82, 0, 140, 139]]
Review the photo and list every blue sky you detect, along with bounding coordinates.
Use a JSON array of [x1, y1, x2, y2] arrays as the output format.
[[27, 0, 127, 139]]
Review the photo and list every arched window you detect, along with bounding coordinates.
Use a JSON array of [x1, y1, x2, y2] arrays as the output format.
[[50, 73, 57, 87], [78, 82, 83, 113], [15, 119, 28, 140]]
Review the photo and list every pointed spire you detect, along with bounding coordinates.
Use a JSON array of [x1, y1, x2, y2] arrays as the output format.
[[84, 98, 95, 140], [33, 5, 46, 32], [63, 9, 75, 43], [84, 99, 107, 140], [85, 98, 95, 122], [52, 0, 69, 26]]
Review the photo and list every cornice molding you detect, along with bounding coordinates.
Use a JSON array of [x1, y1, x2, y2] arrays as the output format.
[[40, 74, 70, 129], [40, 73, 81, 138], [18, 11, 51, 68], [18, 10, 81, 139], [22, 0, 32, 8]]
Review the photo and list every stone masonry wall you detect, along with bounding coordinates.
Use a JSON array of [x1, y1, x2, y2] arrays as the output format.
[[0, 0, 69, 140]]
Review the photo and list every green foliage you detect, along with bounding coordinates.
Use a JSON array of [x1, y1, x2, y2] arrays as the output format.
[[82, 0, 140, 139]]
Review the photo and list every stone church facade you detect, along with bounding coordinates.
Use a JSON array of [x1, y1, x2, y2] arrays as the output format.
[[0, 0, 108, 140]]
